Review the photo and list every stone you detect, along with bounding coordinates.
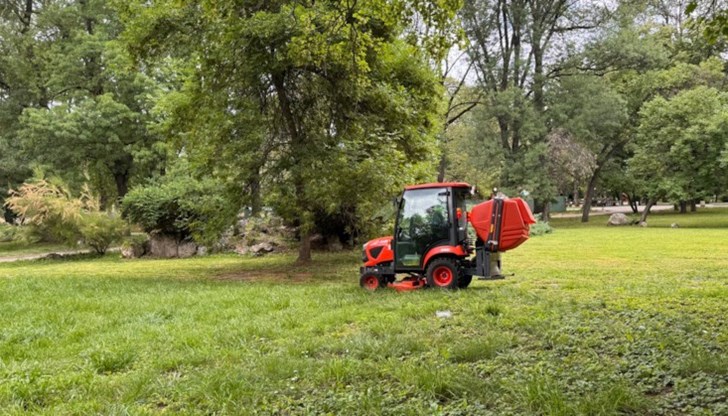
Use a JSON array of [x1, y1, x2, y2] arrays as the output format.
[[150, 234, 179, 258], [607, 213, 630, 226], [196, 246, 208, 256], [149, 234, 197, 258], [671, 223, 679, 228], [121, 244, 144, 259], [177, 241, 198, 258], [327, 236, 344, 252], [639, 221, 648, 227], [309, 233, 326, 250], [250, 242, 275, 255]]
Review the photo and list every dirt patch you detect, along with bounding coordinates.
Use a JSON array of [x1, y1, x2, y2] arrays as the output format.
[[214, 270, 314, 283]]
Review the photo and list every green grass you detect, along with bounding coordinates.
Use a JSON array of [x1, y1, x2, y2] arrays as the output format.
[[0, 209, 727, 414]]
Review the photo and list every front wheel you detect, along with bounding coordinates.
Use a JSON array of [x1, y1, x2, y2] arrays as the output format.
[[360, 273, 384, 291], [426, 258, 460, 289]]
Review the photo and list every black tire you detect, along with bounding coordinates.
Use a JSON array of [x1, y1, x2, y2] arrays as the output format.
[[360, 273, 383, 291], [426, 257, 460, 289], [458, 274, 473, 289]]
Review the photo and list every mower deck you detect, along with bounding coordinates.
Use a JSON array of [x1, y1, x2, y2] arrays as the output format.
[[387, 276, 426, 292]]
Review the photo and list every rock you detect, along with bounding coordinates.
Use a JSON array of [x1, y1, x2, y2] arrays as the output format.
[[150, 234, 179, 258], [671, 223, 679, 228], [196, 246, 208, 256], [234, 245, 249, 255], [177, 241, 198, 258], [149, 234, 197, 258], [121, 244, 144, 259], [639, 221, 648, 227], [607, 213, 630, 226], [309, 233, 326, 250], [250, 242, 275, 255], [327, 236, 344, 252]]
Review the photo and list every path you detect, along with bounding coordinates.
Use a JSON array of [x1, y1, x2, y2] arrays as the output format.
[[0, 248, 119, 263]]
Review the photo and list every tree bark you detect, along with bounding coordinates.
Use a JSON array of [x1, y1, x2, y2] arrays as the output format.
[[690, 199, 697, 212], [437, 152, 447, 182], [581, 168, 601, 223], [272, 71, 311, 264], [640, 198, 656, 223], [542, 199, 551, 222], [628, 194, 639, 214], [114, 172, 129, 200], [679, 200, 687, 214]]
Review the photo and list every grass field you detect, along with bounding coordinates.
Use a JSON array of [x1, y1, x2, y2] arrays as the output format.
[[1, 209, 727, 415]]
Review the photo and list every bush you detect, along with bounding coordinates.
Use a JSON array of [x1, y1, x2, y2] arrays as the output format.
[[529, 220, 553, 236], [0, 223, 18, 243], [122, 174, 235, 246], [6, 176, 127, 251], [5, 177, 84, 244], [78, 213, 126, 254]]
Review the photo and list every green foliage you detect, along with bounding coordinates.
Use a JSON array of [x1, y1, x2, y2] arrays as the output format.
[[121, 171, 235, 246], [5, 176, 126, 251], [5, 177, 85, 244], [631, 85, 728, 204], [0, 223, 17, 243], [529, 220, 553, 237], [117, 0, 461, 260], [78, 213, 126, 255]]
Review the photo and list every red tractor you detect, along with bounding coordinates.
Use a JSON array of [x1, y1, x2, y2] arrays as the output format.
[[360, 182, 536, 291]]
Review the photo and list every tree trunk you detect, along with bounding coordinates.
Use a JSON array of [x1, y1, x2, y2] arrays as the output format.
[[272, 71, 311, 264], [542, 199, 551, 222], [679, 200, 687, 214], [573, 180, 580, 207], [628, 194, 638, 214], [581, 169, 600, 223], [690, 199, 697, 212], [297, 227, 312, 265], [114, 172, 129, 200], [437, 152, 447, 182], [640, 198, 656, 223]]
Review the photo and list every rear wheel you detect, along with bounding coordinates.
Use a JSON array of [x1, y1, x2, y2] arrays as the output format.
[[426, 258, 460, 289], [458, 275, 473, 289], [360, 273, 384, 291]]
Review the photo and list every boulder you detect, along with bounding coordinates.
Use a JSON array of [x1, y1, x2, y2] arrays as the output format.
[[607, 213, 630, 226], [326, 235, 344, 252], [196, 246, 208, 256], [309, 233, 326, 250], [121, 244, 144, 259], [671, 223, 679, 228], [639, 221, 648, 227], [251, 242, 275, 255], [150, 234, 198, 258]]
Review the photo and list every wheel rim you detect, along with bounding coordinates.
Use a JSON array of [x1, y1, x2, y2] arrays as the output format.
[[363, 275, 379, 290], [433, 266, 453, 286]]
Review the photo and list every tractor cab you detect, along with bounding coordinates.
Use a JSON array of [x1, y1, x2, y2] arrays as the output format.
[[360, 182, 535, 291], [393, 183, 471, 270]]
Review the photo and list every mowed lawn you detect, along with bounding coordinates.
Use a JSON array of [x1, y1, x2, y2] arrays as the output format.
[[1, 210, 727, 415]]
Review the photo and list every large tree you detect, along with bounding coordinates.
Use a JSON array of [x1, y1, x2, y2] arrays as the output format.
[[0, 1, 165, 207], [118, 0, 461, 263]]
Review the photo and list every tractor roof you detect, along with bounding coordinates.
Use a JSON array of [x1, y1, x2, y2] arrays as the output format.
[[404, 182, 471, 190]]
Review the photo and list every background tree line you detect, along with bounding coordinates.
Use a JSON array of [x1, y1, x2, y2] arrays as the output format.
[[1, 0, 727, 262]]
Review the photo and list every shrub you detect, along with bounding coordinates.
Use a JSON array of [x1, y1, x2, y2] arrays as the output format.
[[6, 176, 127, 252], [78, 213, 126, 254], [122, 174, 235, 246], [5, 178, 84, 244], [529, 220, 553, 236], [0, 223, 18, 242]]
